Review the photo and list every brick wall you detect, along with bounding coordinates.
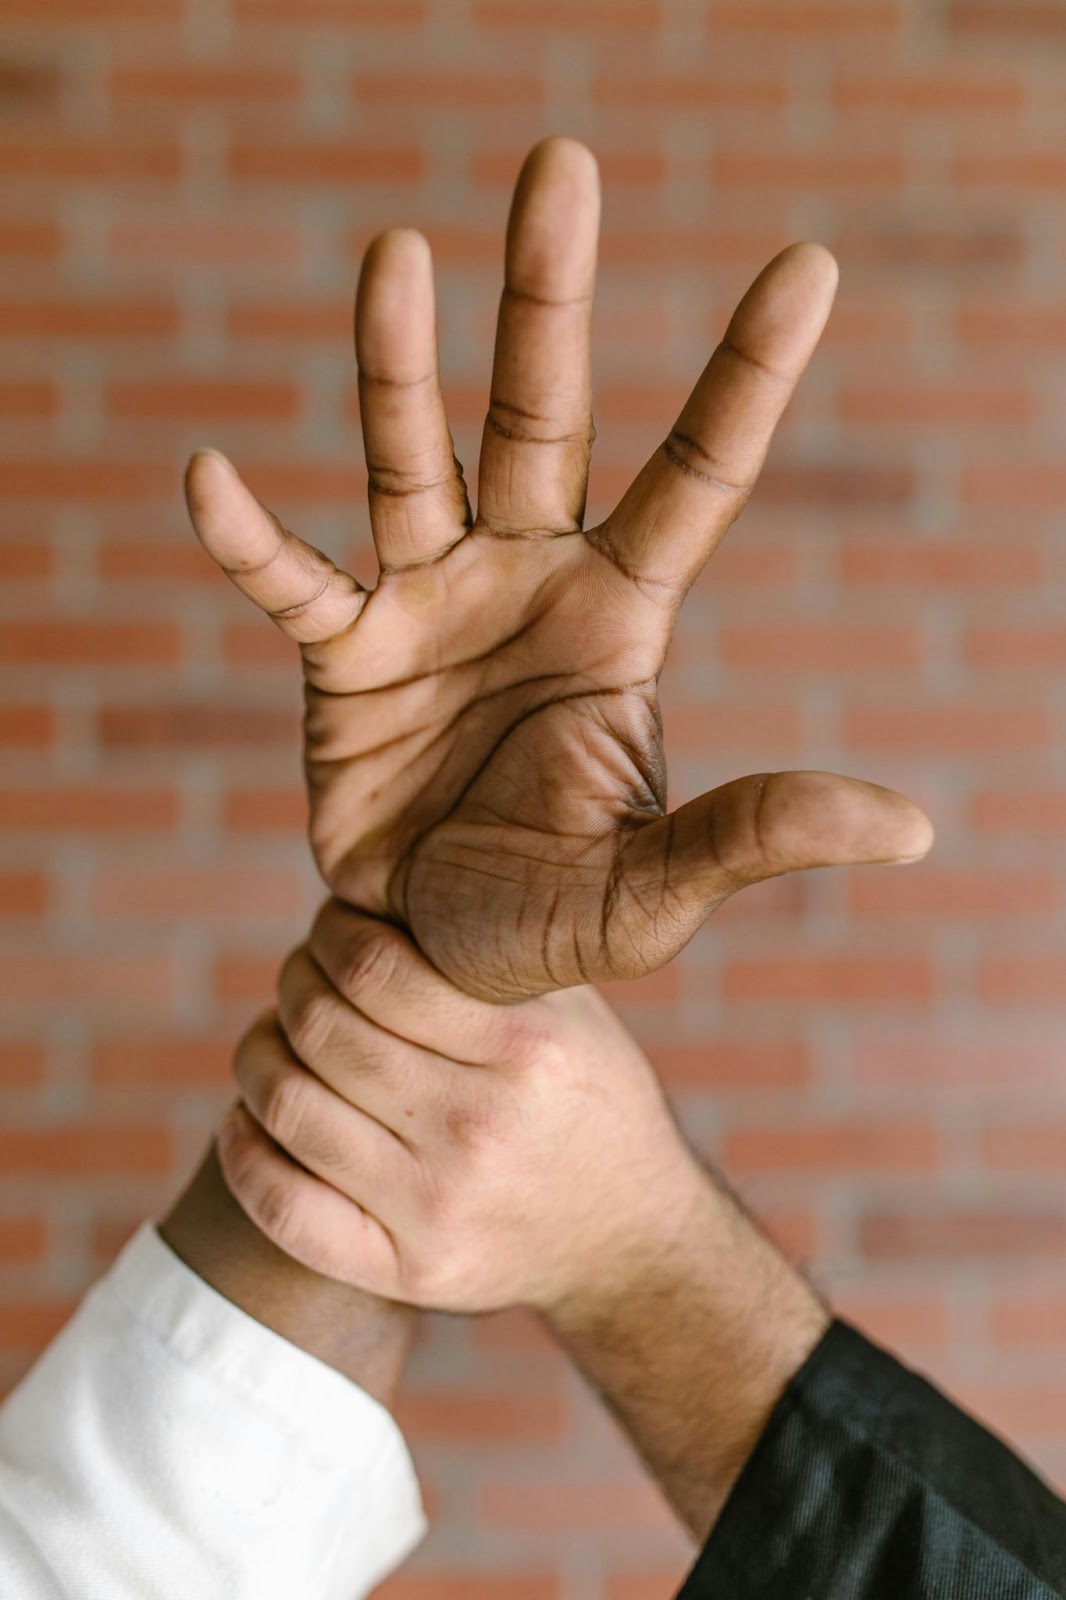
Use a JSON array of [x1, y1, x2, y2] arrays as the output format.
[[3, 1, 1066, 1595]]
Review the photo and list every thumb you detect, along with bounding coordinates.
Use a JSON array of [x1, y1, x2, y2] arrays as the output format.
[[624, 769, 934, 921]]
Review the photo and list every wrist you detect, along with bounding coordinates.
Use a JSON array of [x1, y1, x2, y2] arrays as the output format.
[[542, 1159, 829, 1539], [159, 1138, 417, 1408]]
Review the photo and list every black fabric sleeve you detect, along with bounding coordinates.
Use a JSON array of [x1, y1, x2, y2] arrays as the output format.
[[676, 1319, 1066, 1600]]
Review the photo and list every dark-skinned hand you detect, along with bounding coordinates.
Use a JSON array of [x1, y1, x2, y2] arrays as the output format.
[[185, 137, 932, 1002]]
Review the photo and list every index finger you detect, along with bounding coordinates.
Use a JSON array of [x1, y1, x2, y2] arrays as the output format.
[[308, 898, 540, 1067], [597, 243, 838, 590]]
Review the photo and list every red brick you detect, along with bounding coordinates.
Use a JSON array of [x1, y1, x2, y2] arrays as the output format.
[[992, 1298, 1066, 1350], [954, 1386, 1066, 1441], [964, 465, 1066, 506], [213, 953, 280, 1003], [956, 154, 1066, 189], [648, 1041, 811, 1089], [107, 378, 301, 423], [843, 705, 1050, 753], [376, 1577, 559, 1600], [98, 703, 299, 749], [762, 1209, 823, 1261], [606, 1577, 690, 1600], [228, 301, 352, 343], [857, 1037, 1065, 1088], [839, 539, 1044, 587], [724, 957, 936, 1005], [971, 789, 1066, 831], [959, 304, 1066, 345], [481, 1482, 676, 1534], [713, 3, 900, 32], [833, 72, 1023, 114], [834, 1296, 951, 1352], [949, 2, 1066, 38], [0, 382, 58, 419], [395, 1391, 566, 1445], [849, 868, 1056, 919], [0, 136, 180, 182], [0, 221, 62, 258], [0, 1043, 46, 1089], [593, 75, 785, 111], [0, 539, 53, 578], [223, 787, 308, 831], [0, 620, 179, 665], [0, 1125, 171, 1176], [98, 540, 218, 583], [980, 957, 1066, 1005], [0, 707, 54, 748], [474, 0, 659, 25], [233, 0, 424, 18], [92, 866, 307, 921], [0, 59, 63, 108], [0, 300, 178, 339], [598, 228, 786, 269], [0, 787, 177, 831], [0, 1301, 78, 1353], [725, 1121, 939, 1175], [91, 1035, 232, 1087], [715, 152, 905, 190], [223, 621, 296, 666], [355, 72, 543, 108], [982, 1125, 1066, 1171], [840, 384, 1033, 426], [0, 872, 47, 916], [757, 464, 914, 506], [663, 703, 804, 754], [836, 224, 1022, 270], [0, 0, 181, 16], [111, 220, 304, 268], [110, 64, 301, 102], [473, 1311, 559, 1359], [0, 1217, 47, 1265], [861, 1209, 1066, 1262], [720, 623, 921, 671], [0, 463, 176, 501], [230, 143, 422, 186], [231, 461, 365, 502], [967, 627, 1066, 669], [0, 954, 173, 1006]]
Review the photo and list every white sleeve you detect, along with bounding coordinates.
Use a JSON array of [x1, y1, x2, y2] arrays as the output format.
[[0, 1224, 426, 1600]]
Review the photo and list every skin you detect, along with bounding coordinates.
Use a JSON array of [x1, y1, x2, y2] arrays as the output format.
[[217, 902, 828, 1539], [184, 137, 932, 1006], [167, 136, 932, 1509]]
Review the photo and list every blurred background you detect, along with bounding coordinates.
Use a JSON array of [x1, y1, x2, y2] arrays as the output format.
[[2, 0, 1066, 1594]]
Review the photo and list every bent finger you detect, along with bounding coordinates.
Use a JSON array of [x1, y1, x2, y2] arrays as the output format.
[[217, 1103, 402, 1297], [185, 449, 365, 645]]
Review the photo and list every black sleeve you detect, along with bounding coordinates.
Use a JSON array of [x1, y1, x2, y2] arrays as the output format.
[[676, 1319, 1066, 1600]]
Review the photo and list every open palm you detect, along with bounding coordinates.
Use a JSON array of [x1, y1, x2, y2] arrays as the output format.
[[186, 139, 931, 1003]]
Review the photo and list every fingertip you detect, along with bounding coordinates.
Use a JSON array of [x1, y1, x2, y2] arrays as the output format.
[[890, 804, 936, 866]]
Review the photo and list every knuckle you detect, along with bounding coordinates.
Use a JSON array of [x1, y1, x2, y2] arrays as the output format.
[[252, 1177, 304, 1255], [284, 985, 337, 1064], [259, 1063, 312, 1151], [338, 927, 399, 1004]]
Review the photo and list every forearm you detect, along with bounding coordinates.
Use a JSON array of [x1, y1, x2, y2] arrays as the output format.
[[544, 1160, 829, 1543], [160, 1137, 416, 1406]]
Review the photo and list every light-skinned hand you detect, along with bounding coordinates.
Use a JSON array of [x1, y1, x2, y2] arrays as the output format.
[[216, 898, 707, 1316]]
